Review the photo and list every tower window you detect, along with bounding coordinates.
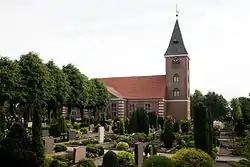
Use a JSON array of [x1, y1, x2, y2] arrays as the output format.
[[144, 103, 151, 112], [173, 74, 179, 83], [173, 88, 180, 97]]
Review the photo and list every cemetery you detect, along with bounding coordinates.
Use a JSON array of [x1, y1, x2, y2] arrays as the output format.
[[22, 108, 246, 167]]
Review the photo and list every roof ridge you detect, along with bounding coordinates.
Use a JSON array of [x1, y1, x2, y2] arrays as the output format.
[[97, 74, 166, 79]]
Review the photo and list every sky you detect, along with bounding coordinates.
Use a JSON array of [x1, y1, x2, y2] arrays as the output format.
[[0, 0, 249, 100]]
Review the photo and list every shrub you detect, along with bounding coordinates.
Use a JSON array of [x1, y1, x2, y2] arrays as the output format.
[[157, 117, 164, 129], [180, 120, 191, 133], [76, 158, 96, 167], [119, 119, 125, 135], [128, 107, 149, 135], [172, 148, 213, 167], [144, 143, 157, 155], [80, 127, 88, 134], [50, 159, 67, 167], [66, 123, 73, 129], [117, 151, 135, 167], [44, 154, 54, 167], [86, 145, 104, 157], [117, 135, 133, 147], [143, 155, 174, 167], [97, 146, 104, 156], [116, 142, 129, 150], [73, 122, 80, 130], [54, 144, 67, 152], [81, 139, 98, 145], [102, 151, 119, 167], [160, 116, 175, 148], [173, 121, 180, 133]]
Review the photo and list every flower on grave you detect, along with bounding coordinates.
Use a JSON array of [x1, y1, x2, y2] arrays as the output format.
[[213, 120, 224, 131]]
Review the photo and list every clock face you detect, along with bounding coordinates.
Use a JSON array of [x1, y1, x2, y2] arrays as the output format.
[[172, 57, 180, 64]]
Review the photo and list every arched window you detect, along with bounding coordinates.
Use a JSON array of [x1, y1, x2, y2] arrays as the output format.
[[173, 88, 180, 97], [173, 74, 179, 83]]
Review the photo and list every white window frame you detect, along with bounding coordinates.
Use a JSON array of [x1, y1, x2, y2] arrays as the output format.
[[173, 89, 180, 97], [144, 103, 151, 112]]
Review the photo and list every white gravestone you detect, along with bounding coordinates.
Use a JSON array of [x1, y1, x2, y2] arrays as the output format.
[[98, 126, 105, 144]]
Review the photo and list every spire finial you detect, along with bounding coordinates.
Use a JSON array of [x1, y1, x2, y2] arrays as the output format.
[[176, 4, 179, 18]]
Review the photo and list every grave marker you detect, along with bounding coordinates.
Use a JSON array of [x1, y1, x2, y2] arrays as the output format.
[[73, 146, 86, 163], [98, 126, 105, 144], [89, 124, 94, 133], [68, 129, 76, 141], [43, 137, 54, 154], [134, 142, 144, 167], [42, 130, 49, 137]]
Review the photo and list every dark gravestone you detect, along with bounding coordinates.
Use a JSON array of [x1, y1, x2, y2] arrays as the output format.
[[134, 133, 139, 145], [134, 142, 144, 167], [68, 129, 76, 141], [42, 130, 49, 137]]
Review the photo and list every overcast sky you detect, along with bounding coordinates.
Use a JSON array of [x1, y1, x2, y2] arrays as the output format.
[[0, 0, 249, 100]]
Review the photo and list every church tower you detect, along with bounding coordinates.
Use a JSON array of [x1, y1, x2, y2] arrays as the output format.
[[165, 16, 190, 120]]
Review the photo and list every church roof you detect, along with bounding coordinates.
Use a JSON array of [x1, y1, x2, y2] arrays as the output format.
[[165, 19, 188, 55], [100, 75, 166, 99]]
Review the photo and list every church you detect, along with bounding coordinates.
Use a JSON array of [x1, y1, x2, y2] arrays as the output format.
[[98, 16, 191, 121], [64, 15, 191, 121]]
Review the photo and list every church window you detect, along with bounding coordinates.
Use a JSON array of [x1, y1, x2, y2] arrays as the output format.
[[173, 74, 179, 83], [144, 103, 151, 112], [129, 104, 136, 116], [173, 88, 180, 97], [111, 103, 117, 117]]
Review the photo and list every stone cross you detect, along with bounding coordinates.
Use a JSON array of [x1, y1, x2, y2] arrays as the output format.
[[68, 129, 76, 141], [98, 126, 105, 144], [134, 142, 144, 167], [43, 136, 54, 154], [148, 144, 153, 155], [73, 146, 86, 163]]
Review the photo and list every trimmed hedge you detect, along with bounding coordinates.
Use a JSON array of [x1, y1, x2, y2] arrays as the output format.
[[143, 155, 174, 167]]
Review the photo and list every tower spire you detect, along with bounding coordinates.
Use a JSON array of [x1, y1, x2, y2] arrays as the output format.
[[176, 4, 179, 18]]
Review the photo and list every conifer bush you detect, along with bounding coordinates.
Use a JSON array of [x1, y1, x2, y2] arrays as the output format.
[[76, 158, 96, 167], [116, 141, 129, 150], [180, 120, 191, 133], [173, 121, 180, 133], [117, 151, 135, 167], [102, 151, 119, 167], [128, 107, 149, 134], [160, 116, 175, 148], [143, 155, 174, 167], [172, 148, 213, 167]]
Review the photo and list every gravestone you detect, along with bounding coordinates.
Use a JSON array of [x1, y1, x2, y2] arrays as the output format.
[[89, 124, 94, 133], [153, 132, 156, 140], [148, 144, 153, 155], [42, 123, 47, 127], [28, 122, 32, 128], [134, 133, 139, 145], [43, 136, 54, 154], [73, 146, 86, 163], [108, 125, 112, 133], [98, 126, 105, 144], [68, 129, 77, 141], [42, 130, 49, 137], [134, 142, 144, 167]]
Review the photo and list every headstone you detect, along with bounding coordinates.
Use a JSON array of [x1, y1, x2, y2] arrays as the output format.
[[108, 125, 112, 133], [73, 146, 86, 163], [89, 124, 94, 133], [42, 123, 47, 127], [148, 144, 153, 156], [68, 129, 77, 141], [42, 130, 49, 137], [98, 126, 105, 144], [43, 137, 54, 154], [134, 133, 139, 145], [153, 132, 156, 141], [134, 142, 144, 167], [28, 122, 32, 128]]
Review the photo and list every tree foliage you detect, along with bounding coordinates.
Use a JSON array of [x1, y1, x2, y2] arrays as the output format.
[[128, 107, 149, 134]]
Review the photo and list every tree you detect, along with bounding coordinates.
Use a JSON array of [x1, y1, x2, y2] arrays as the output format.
[[93, 79, 110, 116], [190, 90, 205, 118], [62, 64, 86, 122], [160, 116, 175, 148], [193, 102, 213, 154], [148, 112, 157, 129], [239, 97, 250, 125], [46, 60, 70, 122], [128, 108, 149, 134], [19, 52, 50, 165], [204, 92, 229, 121], [0, 57, 22, 124], [230, 98, 243, 124]]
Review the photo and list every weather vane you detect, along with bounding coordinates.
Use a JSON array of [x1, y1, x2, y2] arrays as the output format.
[[176, 4, 179, 18]]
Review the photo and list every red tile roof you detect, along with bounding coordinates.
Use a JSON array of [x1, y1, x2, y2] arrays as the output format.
[[100, 75, 166, 99]]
